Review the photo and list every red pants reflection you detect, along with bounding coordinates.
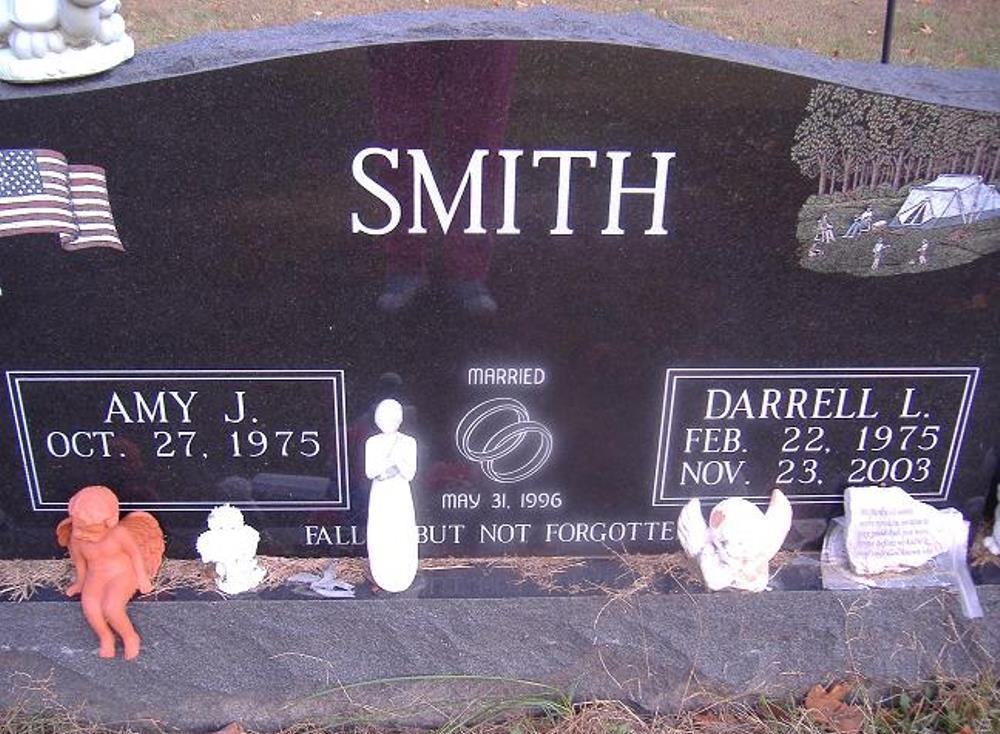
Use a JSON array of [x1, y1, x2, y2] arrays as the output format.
[[368, 43, 518, 280]]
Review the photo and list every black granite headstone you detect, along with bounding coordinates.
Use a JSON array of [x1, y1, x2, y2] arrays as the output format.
[[1, 13, 998, 560]]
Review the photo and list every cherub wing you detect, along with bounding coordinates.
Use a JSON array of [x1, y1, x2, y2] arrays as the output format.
[[677, 498, 708, 557], [759, 489, 793, 560], [55, 517, 73, 548], [121, 511, 166, 579]]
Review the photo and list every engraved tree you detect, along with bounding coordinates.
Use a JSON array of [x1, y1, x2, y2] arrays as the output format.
[[893, 99, 938, 189], [929, 107, 969, 178], [964, 111, 1000, 181], [792, 85, 850, 195], [832, 88, 871, 193], [793, 84, 1000, 195], [864, 93, 898, 188]]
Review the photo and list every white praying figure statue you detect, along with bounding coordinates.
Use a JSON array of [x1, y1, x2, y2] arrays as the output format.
[[0, 1, 134, 83], [678, 488, 793, 592], [196, 503, 266, 595], [366, 399, 419, 592]]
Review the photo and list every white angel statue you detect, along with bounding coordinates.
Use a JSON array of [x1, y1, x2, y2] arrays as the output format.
[[678, 489, 793, 592], [196, 504, 266, 595], [365, 399, 419, 592], [1, 0, 133, 83]]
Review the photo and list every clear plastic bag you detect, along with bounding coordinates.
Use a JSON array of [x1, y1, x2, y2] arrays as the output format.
[[821, 517, 982, 619]]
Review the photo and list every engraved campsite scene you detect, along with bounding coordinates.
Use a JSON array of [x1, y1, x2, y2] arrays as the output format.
[[792, 84, 1000, 276]]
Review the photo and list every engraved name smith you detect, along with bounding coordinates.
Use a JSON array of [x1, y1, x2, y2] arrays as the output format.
[[350, 148, 677, 237]]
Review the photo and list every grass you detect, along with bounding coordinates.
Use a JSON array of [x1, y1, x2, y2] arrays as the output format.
[[2, 672, 999, 733], [121, 0, 1000, 68]]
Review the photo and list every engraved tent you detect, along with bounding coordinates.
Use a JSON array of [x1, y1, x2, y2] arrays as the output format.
[[889, 174, 1000, 229]]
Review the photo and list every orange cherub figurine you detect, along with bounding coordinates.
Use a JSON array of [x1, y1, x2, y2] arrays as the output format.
[[56, 485, 165, 660]]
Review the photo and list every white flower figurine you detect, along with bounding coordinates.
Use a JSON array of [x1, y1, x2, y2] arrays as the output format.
[[678, 489, 793, 591], [196, 504, 266, 595]]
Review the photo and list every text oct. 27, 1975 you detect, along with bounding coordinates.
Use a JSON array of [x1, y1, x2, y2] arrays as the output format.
[[6, 370, 351, 511]]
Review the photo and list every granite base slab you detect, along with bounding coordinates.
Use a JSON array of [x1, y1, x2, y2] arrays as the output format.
[[1, 586, 997, 732]]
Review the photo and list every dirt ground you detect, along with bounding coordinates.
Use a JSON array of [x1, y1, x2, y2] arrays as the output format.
[[3, 674, 999, 733], [123, 0, 1000, 68]]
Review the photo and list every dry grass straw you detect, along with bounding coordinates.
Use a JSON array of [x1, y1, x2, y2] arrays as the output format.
[[406, 674, 999, 734], [0, 540, 977, 603], [1, 672, 170, 734], [245, 554, 596, 599], [2, 673, 998, 733], [0, 544, 824, 602], [484, 556, 589, 592], [0, 559, 73, 602], [0, 552, 709, 601], [615, 551, 701, 592], [0, 556, 340, 601]]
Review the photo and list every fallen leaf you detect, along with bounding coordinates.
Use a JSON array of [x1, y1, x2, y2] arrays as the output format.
[[806, 681, 851, 707], [805, 683, 864, 734], [692, 711, 724, 727], [918, 23, 933, 34], [831, 48, 841, 58], [211, 725, 245, 734]]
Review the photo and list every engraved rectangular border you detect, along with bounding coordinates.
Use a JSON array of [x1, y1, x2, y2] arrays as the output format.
[[6, 369, 351, 513], [651, 367, 979, 507]]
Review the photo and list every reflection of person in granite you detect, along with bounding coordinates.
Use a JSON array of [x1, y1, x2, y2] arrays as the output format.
[[367, 42, 518, 316], [103, 436, 160, 504], [0, 505, 13, 554]]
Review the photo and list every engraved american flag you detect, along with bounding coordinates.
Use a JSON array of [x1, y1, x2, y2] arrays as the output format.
[[0, 149, 124, 251]]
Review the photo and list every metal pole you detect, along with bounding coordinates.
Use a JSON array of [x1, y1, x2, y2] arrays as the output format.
[[881, 0, 897, 64]]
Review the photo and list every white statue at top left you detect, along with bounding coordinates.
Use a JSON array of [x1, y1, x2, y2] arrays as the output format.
[[0, 0, 134, 83]]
